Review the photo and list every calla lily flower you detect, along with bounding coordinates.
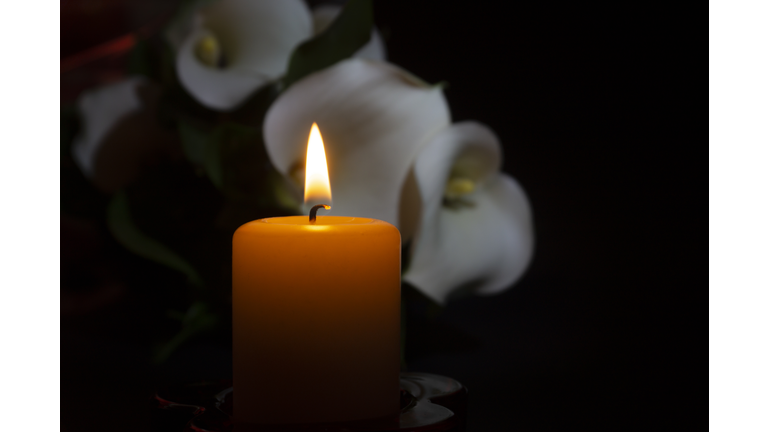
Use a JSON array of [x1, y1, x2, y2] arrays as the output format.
[[170, 0, 385, 111], [71, 77, 181, 192], [264, 61, 533, 303], [263, 58, 451, 230], [72, 77, 145, 178], [403, 122, 534, 304], [173, 0, 312, 111]]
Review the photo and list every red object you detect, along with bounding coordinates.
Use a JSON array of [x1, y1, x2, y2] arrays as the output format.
[[59, 0, 175, 102], [61, 0, 132, 59], [60, 33, 136, 74]]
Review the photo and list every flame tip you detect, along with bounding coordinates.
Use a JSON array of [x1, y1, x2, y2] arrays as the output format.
[[304, 123, 332, 206]]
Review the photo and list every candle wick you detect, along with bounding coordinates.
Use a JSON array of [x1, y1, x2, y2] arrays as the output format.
[[309, 204, 331, 223]]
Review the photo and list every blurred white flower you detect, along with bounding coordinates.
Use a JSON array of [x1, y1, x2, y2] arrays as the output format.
[[264, 59, 533, 303], [403, 122, 534, 304], [263, 58, 450, 232], [72, 77, 145, 178], [71, 77, 181, 192], [169, 0, 385, 111]]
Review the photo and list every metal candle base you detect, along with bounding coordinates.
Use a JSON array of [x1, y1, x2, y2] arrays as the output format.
[[151, 372, 468, 431]]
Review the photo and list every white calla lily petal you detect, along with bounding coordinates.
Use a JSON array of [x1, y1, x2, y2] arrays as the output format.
[[403, 122, 503, 252], [354, 30, 386, 62], [72, 78, 181, 192], [312, 5, 386, 61], [404, 122, 534, 304], [472, 175, 534, 296], [72, 77, 146, 177], [176, 0, 313, 110], [198, 0, 312, 76], [177, 28, 272, 110], [264, 59, 450, 228]]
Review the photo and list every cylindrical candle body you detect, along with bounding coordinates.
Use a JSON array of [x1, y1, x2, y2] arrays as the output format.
[[232, 216, 401, 426]]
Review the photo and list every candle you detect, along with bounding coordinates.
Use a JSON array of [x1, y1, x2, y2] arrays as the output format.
[[232, 124, 401, 426]]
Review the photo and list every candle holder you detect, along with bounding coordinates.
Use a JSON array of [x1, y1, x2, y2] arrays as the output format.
[[151, 372, 467, 431]]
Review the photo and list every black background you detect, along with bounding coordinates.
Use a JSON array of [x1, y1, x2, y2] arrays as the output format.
[[61, 1, 704, 431], [374, 3, 703, 429]]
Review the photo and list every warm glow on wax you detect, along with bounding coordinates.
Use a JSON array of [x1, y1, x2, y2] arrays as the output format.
[[304, 123, 332, 209], [232, 121, 401, 425]]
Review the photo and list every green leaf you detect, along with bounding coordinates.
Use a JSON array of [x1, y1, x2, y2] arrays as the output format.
[[177, 120, 239, 190], [227, 82, 280, 129], [127, 38, 154, 78], [191, 122, 260, 194], [153, 301, 219, 363], [178, 118, 298, 215], [107, 191, 203, 287], [205, 124, 255, 189], [282, 0, 373, 89], [181, 122, 259, 190], [178, 120, 209, 166]]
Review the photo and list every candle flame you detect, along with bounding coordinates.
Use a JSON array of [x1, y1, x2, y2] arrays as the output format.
[[304, 123, 332, 210]]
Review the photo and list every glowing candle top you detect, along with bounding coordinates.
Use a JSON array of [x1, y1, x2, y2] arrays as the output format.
[[304, 123, 332, 212]]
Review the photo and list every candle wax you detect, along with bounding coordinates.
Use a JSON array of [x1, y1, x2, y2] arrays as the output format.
[[232, 215, 401, 425]]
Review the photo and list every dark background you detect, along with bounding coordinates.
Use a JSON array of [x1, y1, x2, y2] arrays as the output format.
[[61, 1, 704, 431]]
